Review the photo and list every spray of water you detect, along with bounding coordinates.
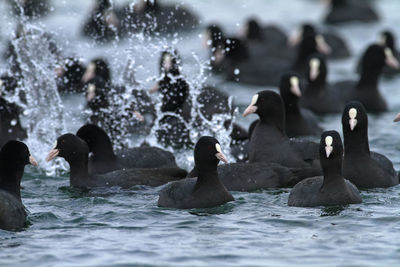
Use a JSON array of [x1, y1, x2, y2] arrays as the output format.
[[11, 24, 68, 175], [118, 38, 236, 170], [4, 10, 237, 174], [79, 30, 237, 170]]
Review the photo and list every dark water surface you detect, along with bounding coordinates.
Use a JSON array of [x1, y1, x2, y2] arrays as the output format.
[[1, 0, 400, 266]]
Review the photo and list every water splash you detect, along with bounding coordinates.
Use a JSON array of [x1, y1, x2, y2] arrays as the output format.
[[84, 32, 237, 170], [121, 39, 235, 170], [4, 18, 236, 174], [11, 24, 68, 175]]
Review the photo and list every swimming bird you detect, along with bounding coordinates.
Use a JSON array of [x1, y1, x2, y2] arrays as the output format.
[[84, 76, 113, 130], [187, 157, 307, 192], [150, 50, 190, 118], [290, 23, 350, 60], [213, 162, 300, 191], [46, 133, 187, 188], [240, 17, 287, 47], [291, 32, 331, 78], [288, 131, 362, 207], [81, 0, 120, 42], [324, 0, 379, 25], [120, 0, 199, 35], [299, 54, 344, 114], [153, 49, 239, 124], [279, 73, 322, 137], [56, 57, 86, 94], [238, 17, 292, 61], [195, 85, 249, 161], [153, 49, 248, 155], [334, 44, 399, 113], [203, 24, 229, 72], [242, 90, 321, 177], [76, 124, 179, 175], [150, 50, 192, 149], [158, 136, 234, 209], [0, 140, 37, 231], [342, 102, 398, 188], [379, 30, 399, 76], [204, 24, 280, 84], [82, 58, 112, 85], [205, 23, 330, 86], [83, 58, 153, 141]]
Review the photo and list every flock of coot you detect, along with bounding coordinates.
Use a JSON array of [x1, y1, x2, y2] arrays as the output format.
[[1, 0, 400, 232]]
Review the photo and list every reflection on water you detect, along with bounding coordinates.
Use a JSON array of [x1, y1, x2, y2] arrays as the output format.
[[320, 205, 345, 217]]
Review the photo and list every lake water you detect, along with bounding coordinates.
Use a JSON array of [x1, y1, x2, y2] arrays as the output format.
[[1, 0, 400, 266]]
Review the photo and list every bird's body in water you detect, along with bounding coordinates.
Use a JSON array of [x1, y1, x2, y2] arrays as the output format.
[[0, 141, 37, 231], [83, 58, 152, 143], [243, 90, 321, 176], [151, 50, 192, 149], [334, 44, 400, 113], [279, 73, 322, 138], [158, 136, 234, 209], [341, 102, 398, 188], [76, 124, 179, 175], [46, 133, 187, 189], [288, 131, 362, 207]]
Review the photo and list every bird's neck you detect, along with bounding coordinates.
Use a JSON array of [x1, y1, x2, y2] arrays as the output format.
[[344, 130, 370, 155], [320, 156, 346, 190], [308, 76, 326, 91], [0, 163, 24, 201], [194, 165, 219, 191], [69, 157, 90, 187], [284, 99, 301, 115], [294, 46, 315, 69], [259, 114, 286, 136], [357, 66, 382, 90]]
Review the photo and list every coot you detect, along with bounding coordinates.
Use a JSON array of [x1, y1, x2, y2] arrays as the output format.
[[0, 140, 37, 231], [46, 134, 187, 189], [288, 131, 361, 207], [341, 102, 398, 188], [158, 136, 234, 209]]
